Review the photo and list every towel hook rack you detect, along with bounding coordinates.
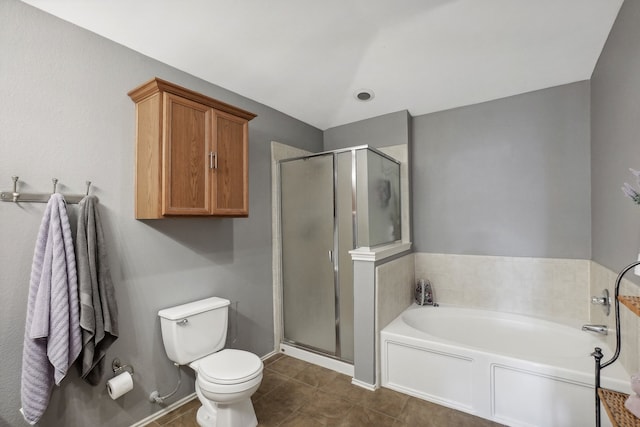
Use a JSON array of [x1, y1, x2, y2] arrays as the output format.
[[0, 176, 96, 204]]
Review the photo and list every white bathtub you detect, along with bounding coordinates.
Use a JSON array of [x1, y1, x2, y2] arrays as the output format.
[[380, 304, 630, 427]]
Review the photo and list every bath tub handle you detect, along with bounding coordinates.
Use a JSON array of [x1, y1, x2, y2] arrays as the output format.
[[590, 289, 610, 316]]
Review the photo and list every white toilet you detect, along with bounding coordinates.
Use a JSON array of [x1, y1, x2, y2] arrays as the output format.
[[158, 297, 263, 427]]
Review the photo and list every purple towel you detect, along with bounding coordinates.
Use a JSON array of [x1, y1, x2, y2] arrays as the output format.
[[20, 194, 82, 425], [632, 373, 640, 395], [625, 394, 640, 418]]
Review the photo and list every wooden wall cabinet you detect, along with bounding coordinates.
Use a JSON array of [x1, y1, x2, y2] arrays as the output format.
[[128, 78, 256, 219]]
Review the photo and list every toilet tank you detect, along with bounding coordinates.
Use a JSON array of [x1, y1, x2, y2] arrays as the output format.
[[158, 297, 230, 365]]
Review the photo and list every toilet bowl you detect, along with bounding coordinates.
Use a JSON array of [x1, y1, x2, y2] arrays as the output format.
[[158, 297, 263, 427]]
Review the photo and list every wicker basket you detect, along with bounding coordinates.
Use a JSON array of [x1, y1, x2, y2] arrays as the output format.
[[598, 388, 640, 427]]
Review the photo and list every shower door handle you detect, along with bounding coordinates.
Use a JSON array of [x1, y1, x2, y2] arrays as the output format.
[[328, 250, 333, 263]]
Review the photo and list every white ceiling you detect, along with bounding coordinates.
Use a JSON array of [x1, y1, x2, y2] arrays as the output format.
[[21, 0, 623, 130]]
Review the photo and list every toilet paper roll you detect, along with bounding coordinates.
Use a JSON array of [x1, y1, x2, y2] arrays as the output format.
[[107, 372, 133, 400]]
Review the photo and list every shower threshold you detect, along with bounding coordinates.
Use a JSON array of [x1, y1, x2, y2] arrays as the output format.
[[279, 343, 354, 377]]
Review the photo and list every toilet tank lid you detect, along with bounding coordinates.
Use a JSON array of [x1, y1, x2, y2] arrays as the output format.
[[158, 297, 230, 320]]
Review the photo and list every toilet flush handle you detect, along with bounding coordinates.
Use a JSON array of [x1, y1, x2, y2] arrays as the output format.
[[177, 318, 189, 326]]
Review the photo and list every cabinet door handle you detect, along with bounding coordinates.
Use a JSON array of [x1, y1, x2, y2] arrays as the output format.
[[209, 151, 218, 169]]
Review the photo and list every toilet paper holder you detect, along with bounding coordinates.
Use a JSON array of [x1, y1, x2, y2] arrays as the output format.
[[112, 358, 134, 376]]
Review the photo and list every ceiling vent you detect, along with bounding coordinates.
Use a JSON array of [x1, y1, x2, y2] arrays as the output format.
[[355, 89, 375, 102]]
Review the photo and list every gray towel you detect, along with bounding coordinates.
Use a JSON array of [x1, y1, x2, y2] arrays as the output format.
[[21, 194, 82, 425], [76, 195, 118, 385]]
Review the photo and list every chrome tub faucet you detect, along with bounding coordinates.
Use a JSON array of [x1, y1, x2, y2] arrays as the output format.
[[582, 324, 608, 335]]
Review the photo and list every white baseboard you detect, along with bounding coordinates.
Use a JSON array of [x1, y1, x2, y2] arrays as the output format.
[[129, 392, 196, 427], [351, 378, 377, 391], [260, 349, 279, 361]]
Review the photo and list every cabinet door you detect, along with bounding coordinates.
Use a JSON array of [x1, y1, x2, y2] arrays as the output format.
[[163, 93, 212, 215], [211, 110, 249, 216]]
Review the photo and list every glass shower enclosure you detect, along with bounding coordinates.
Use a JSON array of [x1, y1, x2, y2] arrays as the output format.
[[279, 146, 401, 363]]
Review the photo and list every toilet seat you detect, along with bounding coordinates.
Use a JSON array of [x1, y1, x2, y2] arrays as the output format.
[[191, 349, 263, 386]]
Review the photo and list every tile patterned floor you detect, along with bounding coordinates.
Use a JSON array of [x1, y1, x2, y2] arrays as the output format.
[[146, 353, 504, 426]]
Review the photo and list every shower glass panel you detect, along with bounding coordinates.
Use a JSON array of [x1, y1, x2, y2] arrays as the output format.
[[280, 154, 336, 354], [356, 149, 401, 247]]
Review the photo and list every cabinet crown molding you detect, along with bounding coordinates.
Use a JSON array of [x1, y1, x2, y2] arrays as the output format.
[[128, 77, 256, 121]]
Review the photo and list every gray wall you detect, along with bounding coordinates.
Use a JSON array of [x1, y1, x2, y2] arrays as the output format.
[[412, 81, 592, 259], [0, 1, 322, 426], [591, 0, 640, 276], [323, 110, 411, 151]]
